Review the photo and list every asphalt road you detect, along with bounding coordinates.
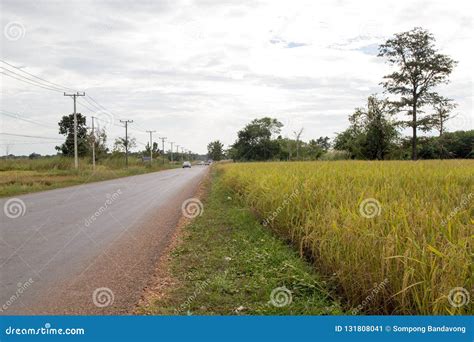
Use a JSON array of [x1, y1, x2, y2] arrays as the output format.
[[0, 166, 208, 314]]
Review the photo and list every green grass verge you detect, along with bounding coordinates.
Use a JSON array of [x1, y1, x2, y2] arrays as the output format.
[[137, 170, 342, 315]]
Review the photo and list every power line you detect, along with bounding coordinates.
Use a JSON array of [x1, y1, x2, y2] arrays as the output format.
[[1, 71, 64, 93], [2, 60, 189, 157], [0, 110, 57, 129], [84, 95, 113, 113], [0, 67, 65, 92], [82, 96, 109, 113], [76, 98, 100, 114], [0, 59, 78, 92], [0, 132, 63, 140], [0, 141, 60, 145], [92, 115, 124, 128], [0, 61, 127, 132]]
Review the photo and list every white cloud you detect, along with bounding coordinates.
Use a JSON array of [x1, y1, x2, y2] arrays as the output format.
[[0, 0, 472, 155]]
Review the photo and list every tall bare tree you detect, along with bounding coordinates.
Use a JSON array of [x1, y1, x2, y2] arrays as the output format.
[[429, 95, 457, 137], [293, 128, 304, 160], [378, 27, 456, 160]]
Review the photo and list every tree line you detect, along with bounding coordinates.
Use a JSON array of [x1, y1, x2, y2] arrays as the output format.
[[54, 113, 198, 162], [209, 27, 472, 161]]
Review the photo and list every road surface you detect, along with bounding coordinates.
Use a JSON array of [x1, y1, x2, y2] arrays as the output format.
[[0, 166, 208, 314]]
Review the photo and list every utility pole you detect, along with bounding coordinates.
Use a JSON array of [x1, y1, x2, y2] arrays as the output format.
[[64, 91, 85, 169], [159, 137, 167, 164], [169, 141, 174, 162], [181, 147, 184, 161], [120, 120, 133, 167], [91, 116, 96, 171], [146, 130, 156, 163]]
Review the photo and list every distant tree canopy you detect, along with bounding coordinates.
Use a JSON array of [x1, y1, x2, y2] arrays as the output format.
[[334, 96, 399, 160], [428, 95, 457, 137], [207, 140, 225, 161], [90, 127, 109, 161], [378, 27, 457, 160], [228, 117, 333, 161], [113, 136, 136, 153], [55, 113, 89, 157], [144, 141, 159, 158], [410, 131, 473, 159], [230, 117, 283, 161]]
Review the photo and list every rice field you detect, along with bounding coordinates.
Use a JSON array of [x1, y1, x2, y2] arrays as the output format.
[[218, 160, 473, 315]]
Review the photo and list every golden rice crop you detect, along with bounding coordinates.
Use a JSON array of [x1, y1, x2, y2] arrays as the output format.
[[218, 160, 473, 314]]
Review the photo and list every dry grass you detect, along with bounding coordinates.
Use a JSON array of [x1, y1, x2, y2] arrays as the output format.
[[0, 156, 177, 197], [218, 160, 473, 315]]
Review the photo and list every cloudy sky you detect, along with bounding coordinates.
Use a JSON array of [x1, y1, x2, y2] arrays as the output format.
[[1, 0, 472, 155]]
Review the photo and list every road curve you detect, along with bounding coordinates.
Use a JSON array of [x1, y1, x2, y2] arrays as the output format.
[[0, 166, 208, 314]]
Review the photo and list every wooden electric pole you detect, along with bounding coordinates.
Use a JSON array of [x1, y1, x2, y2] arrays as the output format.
[[146, 130, 156, 163], [159, 137, 167, 164], [64, 92, 85, 169], [120, 120, 133, 167]]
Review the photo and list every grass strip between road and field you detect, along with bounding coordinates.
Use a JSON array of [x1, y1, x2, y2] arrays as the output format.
[[137, 169, 343, 315]]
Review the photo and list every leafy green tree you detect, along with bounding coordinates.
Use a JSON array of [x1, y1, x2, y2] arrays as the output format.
[[56, 113, 89, 157], [207, 140, 225, 161], [89, 127, 109, 161], [333, 126, 365, 159], [113, 136, 136, 153], [378, 27, 457, 160], [315, 136, 331, 151], [276, 136, 296, 161], [307, 139, 325, 159], [359, 96, 398, 160], [438, 130, 473, 158], [231, 117, 283, 161], [429, 95, 457, 137], [399, 130, 472, 159], [28, 152, 41, 159], [334, 96, 398, 160], [144, 142, 159, 158]]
